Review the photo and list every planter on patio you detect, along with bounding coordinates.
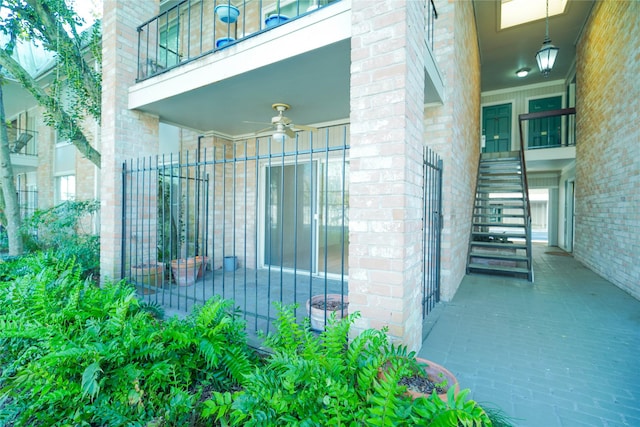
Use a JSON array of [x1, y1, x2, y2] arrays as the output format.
[[403, 358, 460, 402], [305, 293, 348, 330], [131, 262, 165, 288], [171, 257, 203, 287]]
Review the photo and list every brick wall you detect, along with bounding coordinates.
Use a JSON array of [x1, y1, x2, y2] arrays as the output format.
[[349, 0, 426, 350], [101, 0, 160, 282], [575, 1, 640, 298], [424, 0, 481, 301]]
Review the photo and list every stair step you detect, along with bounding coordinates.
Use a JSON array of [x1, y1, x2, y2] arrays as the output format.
[[477, 187, 524, 192], [470, 241, 528, 250], [472, 222, 525, 228], [467, 263, 531, 275], [469, 252, 530, 262], [475, 196, 524, 202], [478, 179, 522, 183], [472, 231, 527, 239], [473, 213, 526, 219]]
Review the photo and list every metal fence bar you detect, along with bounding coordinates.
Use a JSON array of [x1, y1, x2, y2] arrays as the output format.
[[422, 146, 443, 318], [122, 127, 350, 335]]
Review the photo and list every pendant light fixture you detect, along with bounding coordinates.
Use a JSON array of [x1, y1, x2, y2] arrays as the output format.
[[535, 0, 559, 77]]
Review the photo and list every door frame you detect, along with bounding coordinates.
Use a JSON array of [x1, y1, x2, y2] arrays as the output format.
[[259, 157, 321, 274], [480, 100, 515, 152], [258, 156, 349, 279], [564, 179, 575, 252], [524, 92, 565, 149]]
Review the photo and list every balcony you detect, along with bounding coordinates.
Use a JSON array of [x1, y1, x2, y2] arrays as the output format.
[[7, 128, 38, 172], [131, 0, 442, 137]]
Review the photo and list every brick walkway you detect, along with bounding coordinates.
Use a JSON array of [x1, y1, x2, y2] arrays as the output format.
[[419, 243, 640, 427]]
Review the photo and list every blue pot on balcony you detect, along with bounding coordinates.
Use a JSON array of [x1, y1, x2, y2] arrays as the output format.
[[216, 37, 235, 48], [215, 4, 240, 24], [265, 14, 289, 27]]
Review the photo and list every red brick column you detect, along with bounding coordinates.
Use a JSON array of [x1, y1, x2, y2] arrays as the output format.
[[349, 0, 426, 350], [101, 0, 160, 282]]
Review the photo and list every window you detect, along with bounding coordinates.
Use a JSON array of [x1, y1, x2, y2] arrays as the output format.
[[158, 10, 180, 68], [57, 175, 76, 202]]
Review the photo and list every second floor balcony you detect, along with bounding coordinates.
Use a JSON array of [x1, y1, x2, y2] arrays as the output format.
[[131, 0, 443, 138]]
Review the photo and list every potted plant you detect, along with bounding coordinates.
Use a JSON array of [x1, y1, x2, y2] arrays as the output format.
[[264, 13, 289, 27], [171, 256, 203, 287], [398, 357, 460, 402], [305, 293, 348, 330], [131, 262, 165, 288], [214, 3, 240, 23]]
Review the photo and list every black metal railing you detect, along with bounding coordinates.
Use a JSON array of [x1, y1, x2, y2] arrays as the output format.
[[422, 146, 442, 319], [17, 190, 38, 219], [425, 0, 438, 52], [6, 128, 38, 156], [122, 126, 349, 334], [137, 0, 341, 81], [520, 107, 577, 150]]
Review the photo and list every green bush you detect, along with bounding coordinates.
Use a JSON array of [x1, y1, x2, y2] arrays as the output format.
[[0, 253, 254, 426], [20, 200, 100, 278], [0, 254, 498, 426], [204, 304, 493, 426]]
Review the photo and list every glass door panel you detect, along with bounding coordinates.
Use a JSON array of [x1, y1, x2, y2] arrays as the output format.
[[318, 161, 349, 276], [264, 162, 317, 271]]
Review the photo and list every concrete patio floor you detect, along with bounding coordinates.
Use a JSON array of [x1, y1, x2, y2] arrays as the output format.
[[418, 243, 640, 426]]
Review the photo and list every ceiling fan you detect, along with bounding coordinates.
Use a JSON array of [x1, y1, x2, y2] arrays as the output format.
[[251, 103, 317, 140]]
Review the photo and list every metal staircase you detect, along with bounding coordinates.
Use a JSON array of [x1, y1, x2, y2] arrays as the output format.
[[467, 151, 533, 281]]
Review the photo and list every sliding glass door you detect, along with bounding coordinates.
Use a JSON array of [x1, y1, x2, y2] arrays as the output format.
[[263, 159, 348, 275]]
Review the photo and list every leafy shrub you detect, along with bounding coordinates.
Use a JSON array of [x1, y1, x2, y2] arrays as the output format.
[[0, 253, 254, 426], [20, 200, 100, 278], [204, 304, 493, 426], [0, 253, 497, 426]]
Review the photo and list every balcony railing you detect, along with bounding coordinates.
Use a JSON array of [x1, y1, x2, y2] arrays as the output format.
[[137, 0, 438, 82], [425, 0, 438, 52], [7, 128, 38, 156], [519, 107, 577, 150], [137, 0, 341, 81]]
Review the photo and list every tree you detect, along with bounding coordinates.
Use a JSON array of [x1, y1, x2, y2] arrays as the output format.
[[0, 0, 102, 255], [0, 0, 102, 167], [0, 72, 22, 255]]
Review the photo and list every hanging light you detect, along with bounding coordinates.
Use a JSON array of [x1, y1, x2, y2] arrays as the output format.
[[535, 0, 559, 77]]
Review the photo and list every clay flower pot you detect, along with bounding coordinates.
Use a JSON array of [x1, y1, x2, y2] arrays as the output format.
[[131, 262, 165, 288], [403, 358, 460, 402], [305, 293, 348, 330], [171, 257, 203, 287]]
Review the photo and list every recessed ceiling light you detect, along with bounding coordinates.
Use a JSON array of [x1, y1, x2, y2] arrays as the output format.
[[516, 67, 531, 78]]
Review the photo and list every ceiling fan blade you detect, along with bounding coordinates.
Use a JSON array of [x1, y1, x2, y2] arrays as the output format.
[[292, 124, 318, 132], [285, 127, 296, 139], [243, 120, 272, 125], [254, 126, 274, 135]]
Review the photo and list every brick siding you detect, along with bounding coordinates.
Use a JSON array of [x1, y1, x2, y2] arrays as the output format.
[[575, 1, 640, 298]]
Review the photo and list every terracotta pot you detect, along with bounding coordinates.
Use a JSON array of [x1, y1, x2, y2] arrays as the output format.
[[194, 256, 209, 278], [305, 294, 348, 330], [406, 358, 460, 402], [131, 262, 165, 288], [170, 257, 203, 286]]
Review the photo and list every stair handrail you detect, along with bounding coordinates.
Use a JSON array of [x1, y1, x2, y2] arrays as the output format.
[[517, 107, 577, 222]]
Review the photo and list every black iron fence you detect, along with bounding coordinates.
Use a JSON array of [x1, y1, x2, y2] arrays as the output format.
[[123, 127, 349, 333], [422, 146, 442, 318]]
